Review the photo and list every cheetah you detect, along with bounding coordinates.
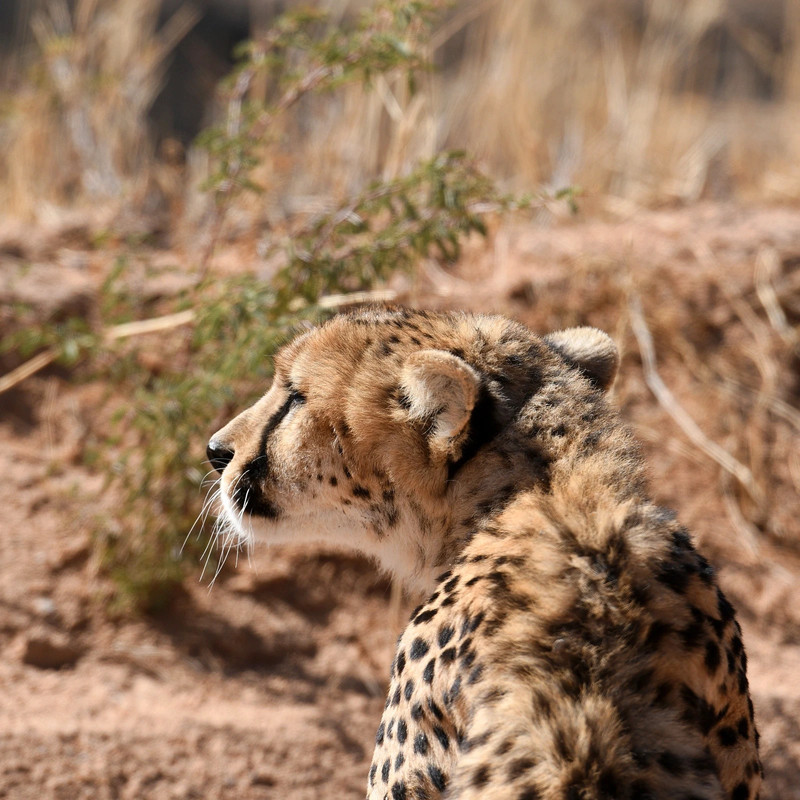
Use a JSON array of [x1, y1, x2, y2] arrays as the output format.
[[208, 308, 761, 800]]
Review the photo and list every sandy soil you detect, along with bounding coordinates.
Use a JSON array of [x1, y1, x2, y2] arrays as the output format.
[[1, 202, 799, 798]]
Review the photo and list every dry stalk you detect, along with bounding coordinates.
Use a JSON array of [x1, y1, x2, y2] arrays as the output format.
[[755, 246, 796, 344], [628, 294, 762, 506]]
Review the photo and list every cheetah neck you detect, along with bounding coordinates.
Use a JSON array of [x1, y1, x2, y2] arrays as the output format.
[[430, 388, 648, 583]]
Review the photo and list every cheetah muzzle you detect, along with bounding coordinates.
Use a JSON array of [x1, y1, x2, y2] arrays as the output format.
[[209, 308, 761, 800]]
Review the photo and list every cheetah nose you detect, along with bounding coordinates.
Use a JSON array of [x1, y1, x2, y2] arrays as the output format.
[[207, 438, 235, 475]]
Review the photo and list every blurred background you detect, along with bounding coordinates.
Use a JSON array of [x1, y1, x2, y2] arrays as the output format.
[[1, 1, 799, 798], [2, 0, 800, 225]]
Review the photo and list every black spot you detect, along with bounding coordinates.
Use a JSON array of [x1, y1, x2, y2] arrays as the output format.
[[717, 589, 736, 622], [732, 782, 750, 800], [468, 664, 484, 685], [410, 638, 430, 660], [680, 617, 705, 650], [495, 738, 513, 756], [472, 765, 490, 787], [413, 608, 438, 625], [656, 559, 691, 594], [432, 725, 450, 750], [423, 659, 435, 684], [440, 594, 457, 608], [376, 722, 385, 745], [738, 669, 749, 695], [395, 753, 405, 770], [737, 716, 750, 739], [391, 686, 401, 706], [316, 473, 322, 482], [396, 651, 406, 676], [680, 685, 723, 735], [387, 719, 395, 739], [460, 612, 485, 639], [404, 680, 414, 701], [718, 726, 738, 747], [428, 699, 444, 720], [691, 752, 716, 775], [397, 718, 408, 744], [382, 758, 390, 783], [445, 676, 462, 706], [391, 780, 406, 800], [644, 620, 671, 648], [630, 668, 655, 694], [727, 648, 737, 674], [696, 554, 715, 584], [443, 576, 459, 593], [508, 758, 534, 781], [410, 702, 423, 721], [630, 782, 656, 800], [352, 484, 371, 499], [440, 647, 456, 663], [461, 731, 490, 753], [598, 769, 620, 796], [438, 625, 455, 648], [369, 763, 377, 786], [517, 789, 540, 800], [428, 765, 447, 791], [657, 751, 686, 775], [414, 732, 429, 755], [704, 640, 721, 672], [343, 465, 352, 479]]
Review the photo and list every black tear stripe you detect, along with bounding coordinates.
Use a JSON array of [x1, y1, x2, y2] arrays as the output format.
[[233, 393, 296, 519], [251, 394, 296, 478], [447, 385, 502, 481]]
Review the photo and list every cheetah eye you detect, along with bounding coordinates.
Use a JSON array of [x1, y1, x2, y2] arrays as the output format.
[[287, 388, 306, 406]]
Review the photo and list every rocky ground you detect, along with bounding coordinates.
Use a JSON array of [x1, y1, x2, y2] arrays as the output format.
[[1, 201, 799, 798]]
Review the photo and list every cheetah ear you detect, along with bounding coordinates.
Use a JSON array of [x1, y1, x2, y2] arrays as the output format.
[[544, 327, 619, 391], [399, 350, 479, 447]]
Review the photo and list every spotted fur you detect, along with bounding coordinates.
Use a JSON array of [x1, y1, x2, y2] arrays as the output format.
[[209, 308, 761, 800]]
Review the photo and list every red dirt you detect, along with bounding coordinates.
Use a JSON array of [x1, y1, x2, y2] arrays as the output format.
[[1, 202, 799, 798]]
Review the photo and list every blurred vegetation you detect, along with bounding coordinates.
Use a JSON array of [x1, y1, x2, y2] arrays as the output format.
[[2, 0, 800, 217]]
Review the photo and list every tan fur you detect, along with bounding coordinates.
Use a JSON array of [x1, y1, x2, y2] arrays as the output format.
[[209, 308, 761, 800]]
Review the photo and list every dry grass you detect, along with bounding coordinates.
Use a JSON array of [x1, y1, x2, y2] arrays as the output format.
[[2, 0, 800, 224], [266, 0, 800, 209], [0, 0, 198, 220]]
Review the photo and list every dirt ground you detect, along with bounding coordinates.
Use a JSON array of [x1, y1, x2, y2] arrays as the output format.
[[1, 202, 799, 798]]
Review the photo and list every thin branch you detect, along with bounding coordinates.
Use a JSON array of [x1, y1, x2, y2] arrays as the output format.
[[628, 294, 762, 505], [105, 310, 197, 340], [318, 289, 397, 309], [755, 246, 796, 344], [0, 310, 197, 396], [0, 349, 58, 395]]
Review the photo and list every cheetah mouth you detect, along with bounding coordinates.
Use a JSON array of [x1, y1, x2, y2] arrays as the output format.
[[228, 481, 281, 521]]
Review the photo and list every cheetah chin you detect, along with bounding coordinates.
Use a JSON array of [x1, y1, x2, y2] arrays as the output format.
[[208, 308, 761, 800]]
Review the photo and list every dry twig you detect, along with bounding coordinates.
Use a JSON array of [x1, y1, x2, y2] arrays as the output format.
[[628, 294, 762, 506]]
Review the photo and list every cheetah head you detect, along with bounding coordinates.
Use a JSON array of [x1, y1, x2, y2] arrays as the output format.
[[207, 309, 618, 589]]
